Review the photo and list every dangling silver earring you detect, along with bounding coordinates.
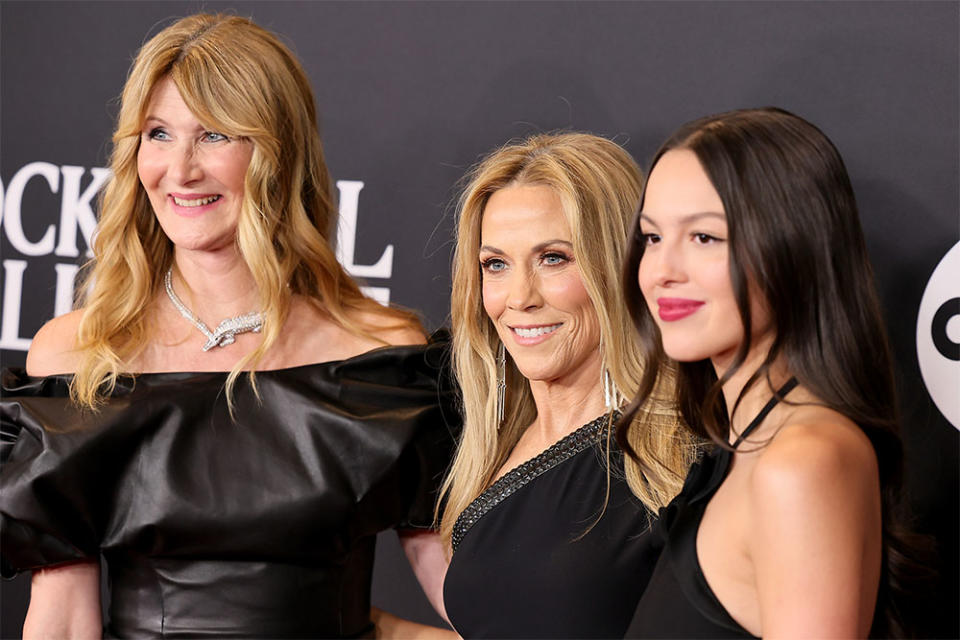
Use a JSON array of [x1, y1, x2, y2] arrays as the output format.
[[603, 368, 620, 411], [496, 342, 506, 427]]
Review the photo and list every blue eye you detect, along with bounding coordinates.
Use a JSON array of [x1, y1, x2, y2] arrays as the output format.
[[147, 128, 170, 141], [541, 252, 569, 266], [481, 258, 506, 273], [203, 131, 228, 142]]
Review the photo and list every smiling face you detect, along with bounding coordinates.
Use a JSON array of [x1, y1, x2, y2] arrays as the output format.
[[479, 183, 602, 385], [137, 76, 253, 255], [638, 149, 771, 368]]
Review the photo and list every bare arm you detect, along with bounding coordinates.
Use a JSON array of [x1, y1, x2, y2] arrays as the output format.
[[397, 529, 451, 624], [370, 531, 457, 639], [371, 607, 459, 640], [23, 562, 101, 639], [750, 422, 882, 638]]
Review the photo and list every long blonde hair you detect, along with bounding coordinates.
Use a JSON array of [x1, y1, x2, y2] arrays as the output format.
[[72, 13, 417, 407], [438, 132, 696, 546]]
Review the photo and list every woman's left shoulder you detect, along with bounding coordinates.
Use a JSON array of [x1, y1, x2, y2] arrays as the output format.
[[361, 310, 427, 347], [750, 409, 880, 504], [282, 298, 426, 363]]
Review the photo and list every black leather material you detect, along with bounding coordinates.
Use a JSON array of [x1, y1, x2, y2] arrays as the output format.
[[0, 334, 459, 638]]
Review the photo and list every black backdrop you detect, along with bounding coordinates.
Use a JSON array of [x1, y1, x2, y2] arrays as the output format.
[[1, 2, 957, 637]]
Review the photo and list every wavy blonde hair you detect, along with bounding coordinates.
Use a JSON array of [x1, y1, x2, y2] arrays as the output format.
[[71, 13, 418, 407], [438, 132, 696, 546]]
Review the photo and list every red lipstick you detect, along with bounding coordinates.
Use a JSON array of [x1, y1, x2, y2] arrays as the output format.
[[656, 297, 704, 321]]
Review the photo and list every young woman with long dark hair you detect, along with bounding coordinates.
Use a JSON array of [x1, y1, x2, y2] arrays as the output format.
[[618, 107, 919, 638]]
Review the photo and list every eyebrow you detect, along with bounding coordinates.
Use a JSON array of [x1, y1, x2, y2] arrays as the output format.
[[639, 211, 726, 225], [479, 239, 573, 254], [142, 116, 212, 133]]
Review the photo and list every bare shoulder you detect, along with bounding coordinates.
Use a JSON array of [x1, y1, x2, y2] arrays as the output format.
[[743, 407, 883, 639], [749, 407, 879, 507], [354, 308, 426, 347], [280, 298, 425, 366], [25, 310, 85, 376]]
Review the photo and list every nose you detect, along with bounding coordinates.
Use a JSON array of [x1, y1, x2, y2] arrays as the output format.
[[169, 141, 203, 185], [506, 266, 543, 311], [640, 242, 687, 289]]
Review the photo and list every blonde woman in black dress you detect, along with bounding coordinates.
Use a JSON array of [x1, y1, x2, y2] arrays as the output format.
[[439, 133, 695, 638], [1, 14, 456, 638]]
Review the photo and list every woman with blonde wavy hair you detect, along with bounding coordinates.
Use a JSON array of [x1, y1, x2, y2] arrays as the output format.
[[1, 14, 457, 638], [440, 133, 696, 637]]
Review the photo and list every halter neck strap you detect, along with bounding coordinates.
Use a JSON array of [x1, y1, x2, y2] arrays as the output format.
[[731, 377, 799, 449]]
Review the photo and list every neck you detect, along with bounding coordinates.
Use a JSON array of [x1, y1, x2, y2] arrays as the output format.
[[526, 354, 608, 445], [170, 248, 261, 321], [711, 334, 791, 445]]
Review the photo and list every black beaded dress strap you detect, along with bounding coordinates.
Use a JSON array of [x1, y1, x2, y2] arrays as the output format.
[[444, 407, 652, 638], [451, 411, 617, 551], [731, 377, 798, 449]]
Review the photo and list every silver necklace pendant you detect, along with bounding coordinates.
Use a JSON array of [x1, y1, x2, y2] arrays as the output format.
[[164, 268, 264, 352], [202, 312, 264, 351]]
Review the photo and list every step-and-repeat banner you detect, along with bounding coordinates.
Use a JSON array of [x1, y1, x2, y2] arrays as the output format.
[[1, 1, 957, 636]]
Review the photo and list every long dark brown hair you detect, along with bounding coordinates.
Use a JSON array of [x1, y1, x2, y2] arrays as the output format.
[[617, 107, 929, 637]]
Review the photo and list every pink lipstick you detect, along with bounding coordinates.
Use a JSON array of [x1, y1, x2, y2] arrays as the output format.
[[656, 297, 704, 322]]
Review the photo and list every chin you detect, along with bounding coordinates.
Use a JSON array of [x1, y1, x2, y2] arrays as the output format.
[[511, 361, 559, 384], [167, 232, 239, 254], [513, 364, 546, 382], [660, 341, 713, 364]]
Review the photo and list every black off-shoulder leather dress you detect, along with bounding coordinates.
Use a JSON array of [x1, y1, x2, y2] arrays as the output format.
[[0, 335, 459, 638]]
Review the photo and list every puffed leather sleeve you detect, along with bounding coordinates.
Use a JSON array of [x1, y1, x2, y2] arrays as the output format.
[[1, 370, 101, 578]]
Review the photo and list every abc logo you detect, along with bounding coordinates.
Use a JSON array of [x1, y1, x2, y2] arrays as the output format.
[[917, 241, 960, 429]]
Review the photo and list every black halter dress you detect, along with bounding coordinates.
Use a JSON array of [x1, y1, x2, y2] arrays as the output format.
[[626, 378, 798, 639], [1, 335, 459, 638]]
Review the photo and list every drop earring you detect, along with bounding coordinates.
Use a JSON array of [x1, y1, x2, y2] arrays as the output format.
[[496, 342, 506, 426], [603, 368, 620, 411]]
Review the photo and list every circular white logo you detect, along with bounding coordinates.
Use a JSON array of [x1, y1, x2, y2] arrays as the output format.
[[916, 241, 960, 429]]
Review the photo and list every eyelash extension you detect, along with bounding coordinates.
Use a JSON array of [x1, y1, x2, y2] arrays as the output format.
[[541, 250, 572, 263], [144, 129, 230, 142], [479, 251, 571, 272], [692, 232, 724, 243]]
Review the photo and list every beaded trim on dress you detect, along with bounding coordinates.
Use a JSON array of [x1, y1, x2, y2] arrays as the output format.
[[451, 411, 619, 551]]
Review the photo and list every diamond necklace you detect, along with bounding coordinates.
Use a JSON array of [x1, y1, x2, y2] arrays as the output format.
[[164, 268, 264, 351]]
